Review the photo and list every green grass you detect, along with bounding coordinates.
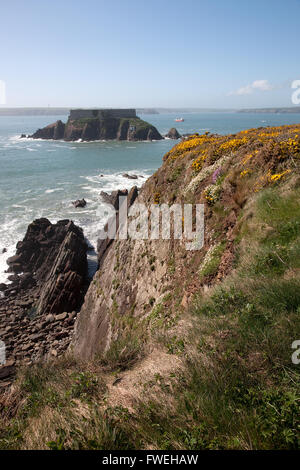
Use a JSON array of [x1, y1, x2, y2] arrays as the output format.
[[199, 241, 226, 280]]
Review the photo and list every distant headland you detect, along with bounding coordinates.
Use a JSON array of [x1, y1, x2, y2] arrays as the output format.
[[2, 106, 300, 117], [24, 108, 163, 142]]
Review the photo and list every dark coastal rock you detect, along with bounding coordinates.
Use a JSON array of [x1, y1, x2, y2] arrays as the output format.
[[127, 185, 138, 207], [53, 120, 66, 140], [2, 248, 7, 254], [100, 189, 128, 210], [63, 120, 85, 141], [127, 124, 163, 141], [7, 274, 20, 283], [147, 128, 163, 140], [100, 186, 138, 211], [81, 119, 100, 141], [72, 198, 87, 208], [166, 128, 181, 139], [6, 218, 87, 288], [30, 120, 65, 140], [117, 119, 130, 140], [36, 229, 88, 315], [0, 218, 88, 371], [122, 173, 138, 180], [20, 134, 26, 139]]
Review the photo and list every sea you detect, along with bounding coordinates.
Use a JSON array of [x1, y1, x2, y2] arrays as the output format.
[[1, 111, 300, 283]]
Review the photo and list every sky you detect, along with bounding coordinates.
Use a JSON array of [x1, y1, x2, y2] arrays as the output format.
[[0, 0, 300, 109]]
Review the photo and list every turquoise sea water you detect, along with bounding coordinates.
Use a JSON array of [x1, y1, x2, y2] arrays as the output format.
[[1, 111, 300, 282]]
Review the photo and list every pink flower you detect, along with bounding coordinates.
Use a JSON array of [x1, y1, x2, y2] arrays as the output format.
[[212, 168, 221, 184]]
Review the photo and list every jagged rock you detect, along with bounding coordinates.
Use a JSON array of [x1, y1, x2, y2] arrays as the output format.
[[1, 248, 7, 253], [7, 274, 19, 283], [122, 173, 138, 180], [166, 128, 181, 139], [5, 218, 88, 317], [127, 124, 163, 141], [100, 186, 138, 212], [20, 134, 26, 139], [128, 186, 138, 207], [7, 219, 85, 280], [147, 128, 162, 140], [30, 120, 65, 140], [72, 198, 87, 208], [100, 189, 128, 210], [36, 229, 88, 315]]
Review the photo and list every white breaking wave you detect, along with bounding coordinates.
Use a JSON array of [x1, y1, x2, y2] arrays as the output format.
[[45, 188, 64, 194], [0, 168, 152, 284]]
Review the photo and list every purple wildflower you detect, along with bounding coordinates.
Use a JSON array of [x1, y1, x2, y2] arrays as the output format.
[[212, 167, 221, 184]]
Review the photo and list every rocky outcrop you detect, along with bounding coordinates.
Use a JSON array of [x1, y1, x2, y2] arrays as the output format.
[[0, 219, 88, 369], [30, 120, 65, 140], [122, 173, 138, 180], [7, 219, 87, 284], [72, 198, 87, 208], [100, 187, 138, 211], [166, 128, 181, 139], [6, 219, 88, 313], [36, 229, 88, 315], [29, 115, 163, 142], [127, 123, 163, 141], [100, 189, 129, 210]]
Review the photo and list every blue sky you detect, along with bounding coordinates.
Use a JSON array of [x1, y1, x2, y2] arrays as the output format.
[[1, 0, 300, 108]]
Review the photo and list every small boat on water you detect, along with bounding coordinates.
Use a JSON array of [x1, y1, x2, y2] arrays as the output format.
[[175, 117, 184, 122]]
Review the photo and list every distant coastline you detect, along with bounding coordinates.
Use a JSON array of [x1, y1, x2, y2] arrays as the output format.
[[1, 106, 300, 116], [237, 107, 300, 114]]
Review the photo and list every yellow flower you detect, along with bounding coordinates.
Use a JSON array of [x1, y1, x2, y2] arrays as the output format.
[[240, 169, 251, 177], [269, 169, 291, 182]]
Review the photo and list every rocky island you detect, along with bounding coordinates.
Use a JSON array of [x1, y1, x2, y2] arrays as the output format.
[[28, 108, 163, 141]]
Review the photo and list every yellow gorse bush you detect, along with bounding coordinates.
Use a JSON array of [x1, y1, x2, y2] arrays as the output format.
[[280, 137, 300, 156], [164, 123, 298, 199], [175, 135, 215, 153], [191, 151, 208, 173], [217, 136, 248, 153]]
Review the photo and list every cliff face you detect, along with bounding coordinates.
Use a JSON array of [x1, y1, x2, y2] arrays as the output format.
[[30, 120, 65, 140], [30, 116, 163, 141], [72, 124, 300, 361]]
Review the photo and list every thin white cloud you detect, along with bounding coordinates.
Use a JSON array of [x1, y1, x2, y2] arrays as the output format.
[[228, 79, 274, 96]]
